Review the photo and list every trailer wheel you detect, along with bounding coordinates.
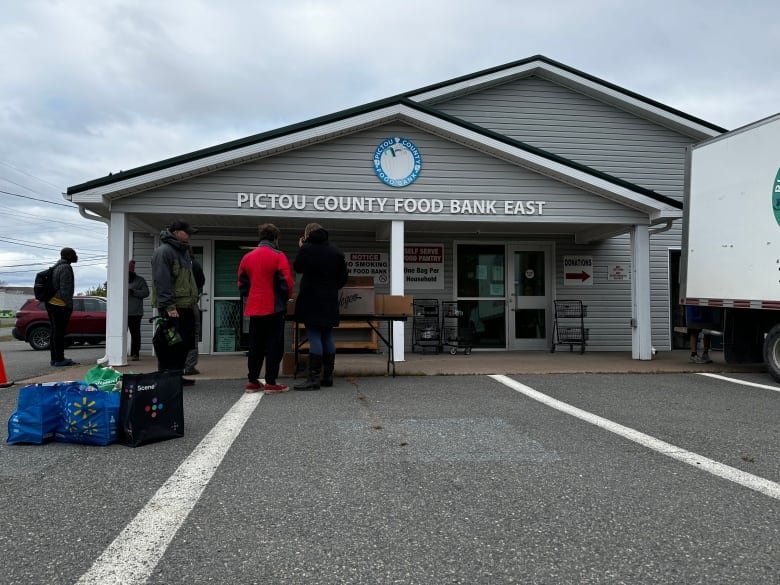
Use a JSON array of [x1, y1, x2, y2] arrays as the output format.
[[762, 324, 780, 382]]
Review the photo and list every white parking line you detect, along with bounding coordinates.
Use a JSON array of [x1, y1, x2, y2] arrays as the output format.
[[490, 374, 780, 501], [699, 372, 780, 393], [76, 392, 264, 585]]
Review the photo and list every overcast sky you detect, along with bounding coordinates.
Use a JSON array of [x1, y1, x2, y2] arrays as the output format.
[[0, 0, 778, 294]]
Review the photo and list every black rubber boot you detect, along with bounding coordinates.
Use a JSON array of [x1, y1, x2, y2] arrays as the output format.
[[321, 353, 335, 387], [294, 354, 322, 390]]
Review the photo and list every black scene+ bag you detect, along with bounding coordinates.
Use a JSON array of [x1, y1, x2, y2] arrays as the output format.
[[119, 370, 184, 447]]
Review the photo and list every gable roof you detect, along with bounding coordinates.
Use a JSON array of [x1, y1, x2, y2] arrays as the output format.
[[67, 55, 713, 221], [407, 55, 726, 138]]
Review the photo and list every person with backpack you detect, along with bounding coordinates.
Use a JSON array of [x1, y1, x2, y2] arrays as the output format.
[[46, 247, 79, 367]]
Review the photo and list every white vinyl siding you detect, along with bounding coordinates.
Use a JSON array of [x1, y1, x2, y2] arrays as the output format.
[[430, 76, 698, 351]]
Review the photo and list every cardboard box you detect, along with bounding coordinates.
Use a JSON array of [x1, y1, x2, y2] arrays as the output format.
[[339, 276, 375, 315], [282, 352, 306, 376], [346, 276, 373, 287], [374, 294, 414, 316]]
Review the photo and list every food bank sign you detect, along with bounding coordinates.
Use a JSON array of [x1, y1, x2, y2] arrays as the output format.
[[345, 245, 444, 290], [236, 193, 546, 216]]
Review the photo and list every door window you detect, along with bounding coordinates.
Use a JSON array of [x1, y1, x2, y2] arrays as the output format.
[[456, 244, 506, 349], [513, 251, 547, 341]]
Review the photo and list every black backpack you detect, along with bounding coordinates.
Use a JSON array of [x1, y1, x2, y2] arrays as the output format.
[[34, 266, 56, 302]]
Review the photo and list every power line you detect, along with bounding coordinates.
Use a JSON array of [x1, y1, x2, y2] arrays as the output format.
[[0, 205, 104, 229], [0, 236, 95, 251], [0, 255, 108, 268], [0, 236, 106, 253], [0, 237, 61, 251], [0, 175, 52, 198], [0, 261, 109, 275], [0, 189, 74, 208], [0, 160, 61, 189]]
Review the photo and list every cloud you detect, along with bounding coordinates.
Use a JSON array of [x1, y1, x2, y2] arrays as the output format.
[[0, 0, 778, 290]]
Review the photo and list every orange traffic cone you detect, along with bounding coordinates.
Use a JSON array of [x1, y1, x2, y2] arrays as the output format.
[[0, 351, 14, 388]]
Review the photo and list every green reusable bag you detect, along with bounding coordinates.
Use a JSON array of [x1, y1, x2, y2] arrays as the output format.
[[83, 365, 123, 391]]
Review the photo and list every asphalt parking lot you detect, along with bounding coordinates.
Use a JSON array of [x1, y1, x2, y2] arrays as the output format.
[[1, 372, 778, 584]]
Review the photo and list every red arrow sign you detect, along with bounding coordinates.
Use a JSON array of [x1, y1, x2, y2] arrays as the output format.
[[565, 271, 591, 282]]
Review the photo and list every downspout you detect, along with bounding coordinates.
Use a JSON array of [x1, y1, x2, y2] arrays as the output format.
[[77, 205, 110, 363], [79, 206, 110, 225], [649, 219, 674, 236]]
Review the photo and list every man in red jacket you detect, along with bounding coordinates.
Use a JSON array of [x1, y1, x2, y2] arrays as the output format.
[[237, 224, 295, 393]]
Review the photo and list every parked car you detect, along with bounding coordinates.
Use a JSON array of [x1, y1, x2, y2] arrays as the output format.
[[12, 296, 107, 350]]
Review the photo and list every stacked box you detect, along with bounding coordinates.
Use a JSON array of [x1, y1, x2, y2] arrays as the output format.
[[339, 276, 375, 315], [374, 295, 414, 316]]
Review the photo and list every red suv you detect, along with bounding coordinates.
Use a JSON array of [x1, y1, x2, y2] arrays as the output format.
[[12, 296, 107, 350]]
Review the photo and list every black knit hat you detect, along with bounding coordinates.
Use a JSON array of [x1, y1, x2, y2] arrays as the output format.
[[168, 220, 197, 234]]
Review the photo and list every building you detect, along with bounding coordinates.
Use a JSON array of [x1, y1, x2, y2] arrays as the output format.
[[65, 55, 724, 366], [0, 286, 34, 314]]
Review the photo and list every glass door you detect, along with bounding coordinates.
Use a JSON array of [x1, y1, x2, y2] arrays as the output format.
[[455, 244, 506, 349], [507, 244, 553, 350]]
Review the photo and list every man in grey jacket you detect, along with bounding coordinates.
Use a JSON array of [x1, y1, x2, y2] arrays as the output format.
[[127, 259, 149, 361], [151, 220, 199, 385], [46, 247, 78, 367]]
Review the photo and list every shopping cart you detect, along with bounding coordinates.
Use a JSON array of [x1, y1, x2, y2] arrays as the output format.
[[441, 301, 473, 355]]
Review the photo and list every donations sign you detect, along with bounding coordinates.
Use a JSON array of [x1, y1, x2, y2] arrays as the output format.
[[563, 255, 593, 286]]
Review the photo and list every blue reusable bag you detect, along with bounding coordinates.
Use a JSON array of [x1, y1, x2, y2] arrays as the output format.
[[7, 382, 63, 445], [55, 382, 120, 446]]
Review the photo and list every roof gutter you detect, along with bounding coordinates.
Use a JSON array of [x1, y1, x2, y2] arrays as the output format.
[[78, 205, 110, 225]]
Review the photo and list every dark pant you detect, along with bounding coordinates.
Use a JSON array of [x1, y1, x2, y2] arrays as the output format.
[[128, 315, 142, 357], [46, 304, 72, 362], [184, 304, 201, 370], [156, 308, 197, 372], [247, 313, 285, 384], [304, 324, 336, 356]]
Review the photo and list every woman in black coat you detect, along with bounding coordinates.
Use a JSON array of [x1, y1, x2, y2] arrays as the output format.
[[293, 223, 349, 390]]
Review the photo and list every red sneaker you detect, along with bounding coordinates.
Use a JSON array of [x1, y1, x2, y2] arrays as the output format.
[[245, 381, 263, 393], [264, 383, 289, 394]]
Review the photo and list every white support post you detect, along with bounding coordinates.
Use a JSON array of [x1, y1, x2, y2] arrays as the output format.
[[106, 212, 129, 366], [390, 220, 405, 362], [631, 224, 652, 360]]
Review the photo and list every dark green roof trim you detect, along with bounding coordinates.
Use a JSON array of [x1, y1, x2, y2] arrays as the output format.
[[67, 94, 408, 194], [68, 54, 709, 205], [69, 95, 682, 210], [403, 54, 728, 135]]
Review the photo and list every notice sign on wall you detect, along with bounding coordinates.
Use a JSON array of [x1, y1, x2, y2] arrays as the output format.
[[607, 263, 631, 281], [563, 255, 593, 286], [345, 246, 444, 289], [345, 252, 389, 285], [405, 244, 444, 290]]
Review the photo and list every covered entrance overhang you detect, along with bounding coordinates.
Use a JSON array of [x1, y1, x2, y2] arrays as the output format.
[[67, 101, 682, 366]]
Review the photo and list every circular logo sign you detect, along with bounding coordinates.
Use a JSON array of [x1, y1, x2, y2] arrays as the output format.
[[773, 166, 780, 226], [373, 137, 422, 188]]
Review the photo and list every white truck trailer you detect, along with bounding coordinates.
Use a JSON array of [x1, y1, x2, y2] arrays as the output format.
[[680, 113, 780, 380]]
